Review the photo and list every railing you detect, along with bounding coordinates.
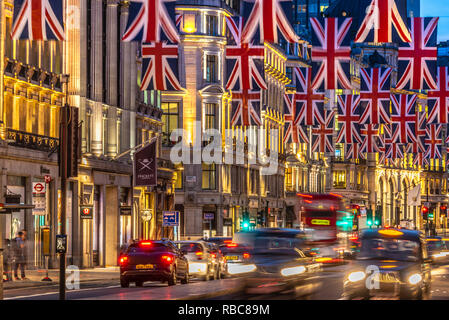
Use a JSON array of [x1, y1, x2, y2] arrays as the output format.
[[6, 129, 59, 152]]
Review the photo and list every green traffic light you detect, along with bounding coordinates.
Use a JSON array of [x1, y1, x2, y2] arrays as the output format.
[[367, 220, 372, 226], [243, 222, 249, 228]]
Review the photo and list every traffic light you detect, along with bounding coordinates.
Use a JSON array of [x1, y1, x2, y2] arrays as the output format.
[[374, 209, 382, 227], [59, 105, 80, 179], [422, 206, 429, 220], [257, 211, 265, 226], [428, 211, 434, 220], [241, 211, 250, 231], [366, 209, 373, 227], [441, 205, 447, 218]]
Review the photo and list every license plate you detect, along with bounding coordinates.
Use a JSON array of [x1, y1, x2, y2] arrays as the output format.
[[136, 264, 154, 270], [379, 273, 398, 283], [225, 256, 239, 260]]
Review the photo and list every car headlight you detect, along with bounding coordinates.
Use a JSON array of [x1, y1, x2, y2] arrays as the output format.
[[281, 266, 306, 277], [347, 271, 366, 282], [228, 264, 257, 275], [408, 273, 422, 285]]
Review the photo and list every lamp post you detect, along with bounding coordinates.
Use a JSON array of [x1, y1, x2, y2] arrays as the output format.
[[265, 191, 270, 228]]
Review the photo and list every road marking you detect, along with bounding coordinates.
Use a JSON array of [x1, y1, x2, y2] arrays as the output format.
[[5, 285, 120, 300]]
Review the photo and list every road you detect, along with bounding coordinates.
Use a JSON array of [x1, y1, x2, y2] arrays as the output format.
[[5, 262, 449, 300]]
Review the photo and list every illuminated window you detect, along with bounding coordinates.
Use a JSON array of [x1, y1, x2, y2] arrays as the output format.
[[161, 102, 179, 146], [205, 15, 218, 36], [205, 54, 218, 83], [285, 167, 293, 192], [333, 170, 346, 189], [174, 169, 183, 189], [182, 13, 196, 33], [202, 163, 216, 190]]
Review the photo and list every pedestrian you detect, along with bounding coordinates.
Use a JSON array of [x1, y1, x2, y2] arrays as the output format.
[[13, 231, 28, 280], [3, 239, 14, 282]]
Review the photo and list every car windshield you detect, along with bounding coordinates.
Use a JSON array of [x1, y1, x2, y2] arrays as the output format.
[[427, 240, 447, 252], [357, 238, 420, 262], [127, 243, 169, 253]]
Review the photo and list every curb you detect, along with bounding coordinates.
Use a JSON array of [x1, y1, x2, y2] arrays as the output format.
[[175, 284, 245, 300], [3, 277, 119, 291]]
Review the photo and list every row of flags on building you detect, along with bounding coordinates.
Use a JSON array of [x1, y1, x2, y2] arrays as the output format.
[[8, 0, 449, 163]]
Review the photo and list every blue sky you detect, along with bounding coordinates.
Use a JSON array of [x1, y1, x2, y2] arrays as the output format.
[[421, 0, 449, 41]]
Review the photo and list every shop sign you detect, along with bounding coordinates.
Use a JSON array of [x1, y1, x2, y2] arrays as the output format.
[[163, 211, 179, 227], [33, 182, 46, 194], [223, 218, 233, 226], [134, 141, 157, 187], [141, 209, 153, 221], [120, 206, 132, 216], [204, 212, 214, 220], [80, 205, 93, 219]]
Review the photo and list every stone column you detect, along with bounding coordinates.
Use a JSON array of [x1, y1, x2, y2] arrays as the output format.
[[106, 0, 118, 107]]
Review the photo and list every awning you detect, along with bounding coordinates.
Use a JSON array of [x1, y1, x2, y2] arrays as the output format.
[[0, 203, 35, 214]]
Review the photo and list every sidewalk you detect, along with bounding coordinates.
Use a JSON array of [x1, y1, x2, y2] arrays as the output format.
[[3, 267, 119, 290]]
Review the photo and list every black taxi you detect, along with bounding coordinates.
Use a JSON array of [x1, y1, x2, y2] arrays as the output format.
[[342, 228, 432, 300]]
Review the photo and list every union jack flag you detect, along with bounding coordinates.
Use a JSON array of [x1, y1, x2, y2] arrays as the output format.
[[311, 110, 335, 153], [310, 18, 353, 91], [406, 111, 427, 154], [428, 67, 449, 124], [346, 143, 365, 160], [293, 67, 325, 126], [122, 0, 179, 43], [225, 16, 266, 91], [383, 125, 404, 159], [413, 152, 429, 167], [396, 17, 438, 91], [11, 0, 65, 40], [355, 0, 411, 43], [359, 67, 392, 124], [390, 94, 417, 144], [140, 42, 182, 91], [175, 14, 182, 27], [241, 0, 298, 44], [336, 95, 362, 144], [283, 94, 309, 144], [231, 90, 262, 126], [360, 124, 382, 153], [424, 124, 443, 159]]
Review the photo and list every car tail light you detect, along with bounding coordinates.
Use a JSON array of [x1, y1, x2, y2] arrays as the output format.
[[140, 241, 152, 247], [211, 253, 217, 258], [224, 240, 232, 244], [161, 255, 173, 263], [226, 243, 238, 248], [243, 252, 250, 259], [119, 256, 129, 265], [195, 251, 203, 260]]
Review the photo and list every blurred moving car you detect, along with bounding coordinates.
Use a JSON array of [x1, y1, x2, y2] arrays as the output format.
[[343, 228, 432, 300], [201, 237, 232, 246], [205, 242, 228, 279], [119, 240, 189, 287], [426, 236, 449, 265], [174, 241, 217, 281], [219, 242, 253, 276]]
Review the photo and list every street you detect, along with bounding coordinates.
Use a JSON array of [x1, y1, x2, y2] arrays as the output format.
[[5, 262, 449, 300]]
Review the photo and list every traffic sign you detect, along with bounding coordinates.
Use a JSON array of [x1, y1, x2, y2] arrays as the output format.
[[33, 182, 46, 194], [163, 211, 179, 227], [56, 234, 67, 254], [204, 212, 214, 220], [44, 175, 51, 183], [80, 206, 93, 219]]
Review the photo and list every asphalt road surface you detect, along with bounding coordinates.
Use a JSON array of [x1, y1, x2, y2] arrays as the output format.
[[5, 262, 449, 300]]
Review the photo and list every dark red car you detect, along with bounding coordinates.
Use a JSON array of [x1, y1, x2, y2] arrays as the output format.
[[119, 240, 189, 287]]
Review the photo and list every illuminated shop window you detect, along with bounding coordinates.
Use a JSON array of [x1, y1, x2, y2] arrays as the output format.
[[333, 170, 346, 189]]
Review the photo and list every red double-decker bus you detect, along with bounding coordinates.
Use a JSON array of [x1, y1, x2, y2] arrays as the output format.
[[297, 193, 346, 244]]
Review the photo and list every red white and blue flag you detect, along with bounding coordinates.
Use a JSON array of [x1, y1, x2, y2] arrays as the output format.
[[346, 143, 365, 160], [311, 110, 335, 153], [231, 90, 262, 126], [383, 125, 404, 159], [390, 94, 417, 144], [122, 0, 179, 43], [413, 152, 428, 167], [360, 124, 382, 153], [241, 0, 298, 44], [427, 66, 449, 124], [11, 0, 65, 40], [140, 42, 182, 91], [396, 17, 438, 91], [283, 94, 309, 144], [225, 16, 266, 91], [336, 95, 362, 144], [355, 0, 411, 43], [359, 67, 392, 124], [310, 18, 353, 91], [407, 111, 427, 154], [293, 67, 325, 126], [424, 124, 443, 159]]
